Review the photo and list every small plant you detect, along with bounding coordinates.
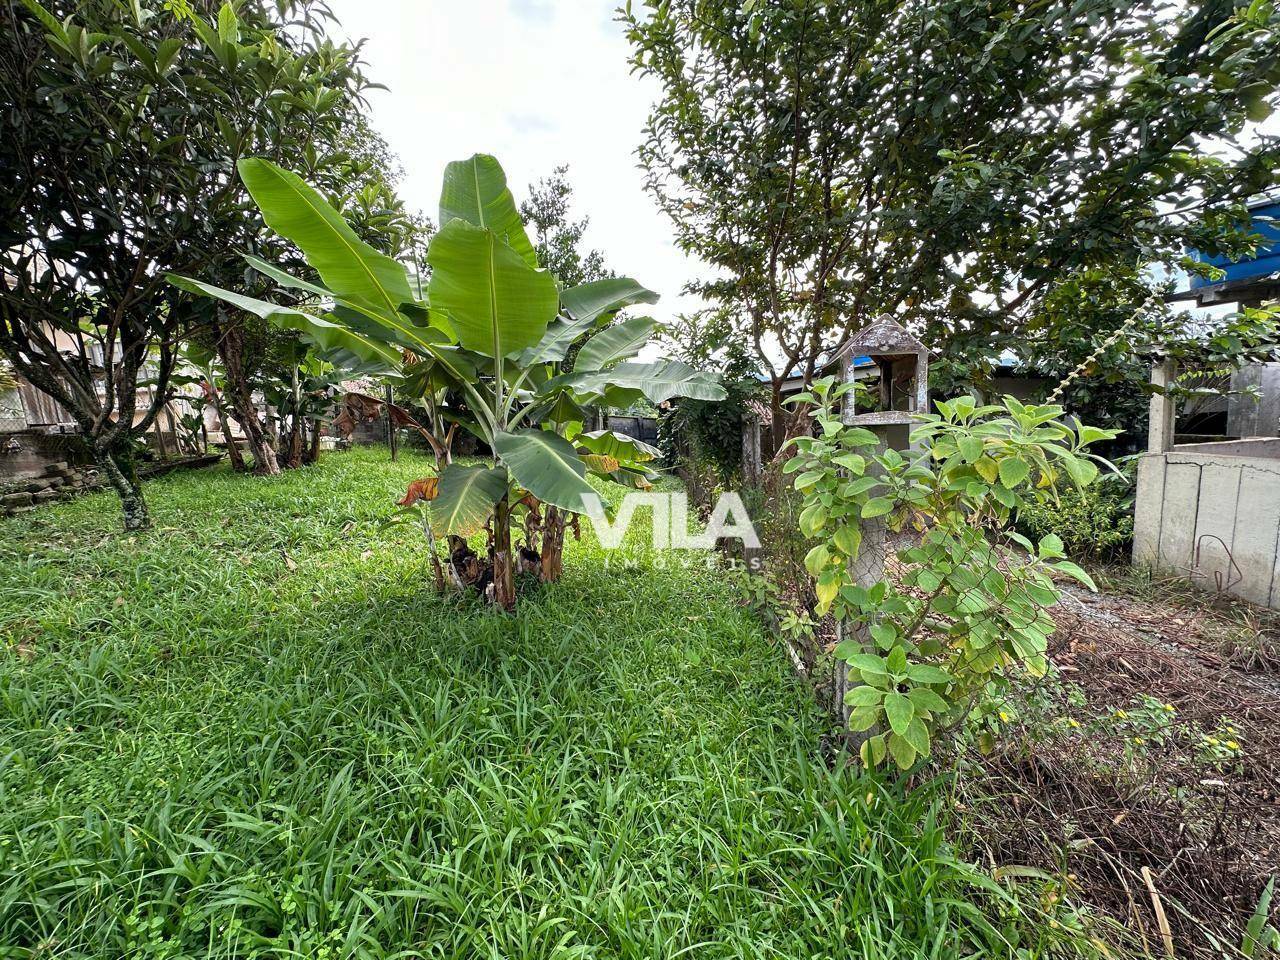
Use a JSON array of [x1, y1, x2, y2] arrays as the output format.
[[785, 378, 1117, 769], [1196, 716, 1246, 773], [1015, 474, 1134, 561]]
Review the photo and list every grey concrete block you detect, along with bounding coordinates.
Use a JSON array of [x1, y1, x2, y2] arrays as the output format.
[[1157, 461, 1202, 576], [1230, 467, 1280, 607], [1132, 455, 1166, 567], [1190, 461, 1242, 588], [1228, 362, 1280, 438]]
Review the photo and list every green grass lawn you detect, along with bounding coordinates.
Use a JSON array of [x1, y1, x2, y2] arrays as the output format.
[[0, 447, 1098, 959]]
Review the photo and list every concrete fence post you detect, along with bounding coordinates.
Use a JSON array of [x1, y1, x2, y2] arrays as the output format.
[[1148, 358, 1176, 455]]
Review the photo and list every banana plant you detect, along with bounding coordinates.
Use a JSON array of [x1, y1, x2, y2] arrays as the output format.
[[170, 153, 723, 610]]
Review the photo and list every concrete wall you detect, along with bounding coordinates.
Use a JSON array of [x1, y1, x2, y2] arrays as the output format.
[[1133, 441, 1280, 609], [0, 431, 91, 482], [1227, 362, 1280, 438]]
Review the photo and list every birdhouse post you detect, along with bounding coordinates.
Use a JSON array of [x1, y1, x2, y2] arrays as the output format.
[[833, 316, 930, 730]]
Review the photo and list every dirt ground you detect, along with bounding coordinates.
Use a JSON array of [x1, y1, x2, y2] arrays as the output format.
[[964, 572, 1280, 958]]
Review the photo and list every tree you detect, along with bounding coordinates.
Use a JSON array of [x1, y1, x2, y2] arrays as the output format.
[[622, 0, 1280, 451], [173, 154, 724, 611], [0, 0, 396, 527], [520, 166, 613, 288]]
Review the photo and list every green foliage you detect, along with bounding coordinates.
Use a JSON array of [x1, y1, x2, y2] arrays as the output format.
[[1, 0, 402, 523], [1015, 473, 1135, 561], [0, 449, 1107, 958], [659, 363, 761, 488], [519, 165, 613, 288], [624, 0, 1280, 418], [786, 378, 1117, 770], [174, 153, 722, 606]]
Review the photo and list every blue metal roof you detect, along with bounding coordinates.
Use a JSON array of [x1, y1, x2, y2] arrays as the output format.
[[1170, 198, 1280, 304], [1188, 200, 1280, 291]]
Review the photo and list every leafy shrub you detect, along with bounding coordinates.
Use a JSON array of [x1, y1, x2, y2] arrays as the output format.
[[1015, 474, 1133, 561], [785, 379, 1116, 770]]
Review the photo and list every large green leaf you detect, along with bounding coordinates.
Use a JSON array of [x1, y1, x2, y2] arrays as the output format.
[[429, 464, 509, 536], [515, 316, 594, 366], [547, 361, 725, 404], [559, 278, 659, 325], [574, 316, 657, 372], [167, 275, 400, 368], [537, 391, 586, 427], [439, 154, 537, 268], [237, 158, 411, 318], [241, 254, 331, 297], [493, 429, 597, 513], [575, 429, 660, 464], [427, 220, 558, 359], [329, 299, 456, 360]]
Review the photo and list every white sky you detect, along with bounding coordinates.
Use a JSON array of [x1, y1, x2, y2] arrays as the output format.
[[325, 0, 708, 329]]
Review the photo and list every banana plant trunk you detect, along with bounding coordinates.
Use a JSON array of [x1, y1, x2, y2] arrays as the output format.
[[491, 496, 517, 612], [540, 505, 566, 583], [304, 417, 321, 465]]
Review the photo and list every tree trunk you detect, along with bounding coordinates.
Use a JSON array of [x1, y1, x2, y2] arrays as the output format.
[[285, 416, 303, 468], [304, 417, 322, 465], [540, 505, 566, 583], [213, 395, 246, 471], [767, 378, 786, 459], [284, 368, 303, 469], [386, 384, 398, 462], [491, 496, 517, 612], [217, 322, 280, 476], [97, 441, 150, 532]]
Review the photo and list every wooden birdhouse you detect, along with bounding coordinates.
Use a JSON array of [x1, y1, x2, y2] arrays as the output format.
[[838, 316, 929, 448]]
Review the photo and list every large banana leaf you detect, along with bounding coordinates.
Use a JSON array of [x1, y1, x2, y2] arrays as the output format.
[[515, 316, 594, 366], [493, 429, 596, 513], [439, 154, 537, 268], [167, 275, 401, 368], [574, 316, 657, 372], [575, 429, 661, 464], [429, 464, 509, 536], [537, 391, 586, 427], [237, 158, 412, 319], [546, 360, 726, 404], [559, 278, 660, 325], [427, 220, 558, 359], [608, 464, 660, 490], [241, 254, 331, 297], [330, 303, 452, 358]]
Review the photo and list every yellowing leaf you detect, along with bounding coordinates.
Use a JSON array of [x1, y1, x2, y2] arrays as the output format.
[[581, 454, 620, 474]]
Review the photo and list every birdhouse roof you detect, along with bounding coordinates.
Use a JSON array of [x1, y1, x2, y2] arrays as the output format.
[[840, 316, 928, 358]]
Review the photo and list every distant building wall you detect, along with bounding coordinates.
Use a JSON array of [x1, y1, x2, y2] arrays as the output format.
[[1133, 440, 1280, 609]]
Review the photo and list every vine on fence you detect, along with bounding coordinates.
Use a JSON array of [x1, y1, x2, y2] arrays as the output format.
[[785, 378, 1118, 770]]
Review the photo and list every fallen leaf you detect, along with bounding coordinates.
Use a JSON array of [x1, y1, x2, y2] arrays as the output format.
[[283, 552, 298, 571]]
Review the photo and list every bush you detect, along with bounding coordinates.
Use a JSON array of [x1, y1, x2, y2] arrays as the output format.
[[1015, 475, 1133, 561]]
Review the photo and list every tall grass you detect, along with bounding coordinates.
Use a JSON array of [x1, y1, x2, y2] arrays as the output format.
[[0, 448, 1103, 958]]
